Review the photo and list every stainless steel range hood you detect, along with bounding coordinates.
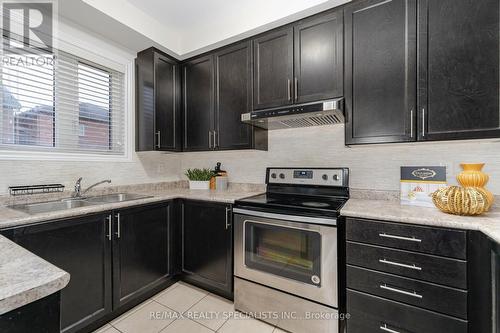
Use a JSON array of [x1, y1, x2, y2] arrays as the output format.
[[241, 98, 344, 130]]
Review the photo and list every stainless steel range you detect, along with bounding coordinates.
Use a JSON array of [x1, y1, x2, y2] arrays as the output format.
[[233, 167, 349, 333]]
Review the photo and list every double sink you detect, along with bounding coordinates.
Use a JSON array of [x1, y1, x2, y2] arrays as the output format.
[[9, 193, 152, 215]]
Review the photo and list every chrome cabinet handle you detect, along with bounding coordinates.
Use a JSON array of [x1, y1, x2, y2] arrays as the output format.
[[379, 233, 422, 243], [287, 79, 291, 101], [106, 214, 112, 241], [208, 131, 212, 149], [379, 259, 422, 271], [380, 283, 423, 299], [410, 109, 414, 138], [115, 213, 121, 238], [421, 108, 426, 137], [294, 77, 298, 101], [215, 130, 219, 148], [156, 131, 161, 149], [380, 324, 401, 333], [225, 207, 231, 230]]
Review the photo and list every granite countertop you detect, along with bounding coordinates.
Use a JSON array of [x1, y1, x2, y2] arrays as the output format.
[[341, 198, 500, 243], [0, 234, 70, 315], [0, 184, 264, 315]]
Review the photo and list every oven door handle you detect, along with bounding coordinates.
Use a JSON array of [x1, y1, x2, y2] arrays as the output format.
[[233, 208, 337, 226]]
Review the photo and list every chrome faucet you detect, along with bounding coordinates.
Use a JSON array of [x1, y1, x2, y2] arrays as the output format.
[[72, 178, 111, 198], [73, 177, 83, 197]]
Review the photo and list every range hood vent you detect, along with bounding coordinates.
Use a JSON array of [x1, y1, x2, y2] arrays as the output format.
[[241, 98, 344, 130]]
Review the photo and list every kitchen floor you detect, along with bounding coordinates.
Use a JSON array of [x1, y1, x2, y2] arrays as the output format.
[[93, 281, 286, 333]]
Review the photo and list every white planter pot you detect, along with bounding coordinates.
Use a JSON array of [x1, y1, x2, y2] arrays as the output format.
[[189, 180, 210, 190]]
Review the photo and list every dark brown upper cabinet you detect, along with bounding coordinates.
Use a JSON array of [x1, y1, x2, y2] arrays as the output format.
[[136, 48, 181, 151], [294, 11, 343, 104], [253, 10, 343, 110], [215, 42, 266, 150], [345, 0, 417, 145], [183, 55, 215, 151], [346, 0, 500, 145], [183, 41, 267, 152], [253, 27, 294, 110], [418, 0, 500, 141]]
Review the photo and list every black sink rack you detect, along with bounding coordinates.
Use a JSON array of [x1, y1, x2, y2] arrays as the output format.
[[9, 184, 65, 196]]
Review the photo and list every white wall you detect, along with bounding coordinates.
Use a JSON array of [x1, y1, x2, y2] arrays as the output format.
[[179, 125, 500, 194], [82, 0, 351, 58]]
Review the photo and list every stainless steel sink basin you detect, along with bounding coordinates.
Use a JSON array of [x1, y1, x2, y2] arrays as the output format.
[[9, 199, 94, 215], [83, 193, 152, 204], [8, 193, 153, 215]]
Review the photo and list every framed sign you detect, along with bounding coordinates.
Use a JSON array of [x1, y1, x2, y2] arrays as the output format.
[[400, 166, 447, 207]]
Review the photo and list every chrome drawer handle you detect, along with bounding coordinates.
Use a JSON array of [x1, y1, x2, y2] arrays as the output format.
[[115, 213, 121, 238], [380, 283, 423, 299], [380, 323, 401, 333], [106, 214, 112, 241], [379, 233, 422, 243], [379, 259, 422, 271]]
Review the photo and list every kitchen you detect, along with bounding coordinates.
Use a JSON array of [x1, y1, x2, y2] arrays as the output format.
[[0, 0, 499, 333]]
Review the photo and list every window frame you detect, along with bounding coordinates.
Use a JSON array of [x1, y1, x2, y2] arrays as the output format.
[[0, 23, 133, 162]]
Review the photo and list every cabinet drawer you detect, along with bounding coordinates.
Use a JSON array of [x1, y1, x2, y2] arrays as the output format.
[[346, 218, 467, 259], [347, 265, 467, 319], [347, 241, 467, 289], [347, 289, 467, 333]]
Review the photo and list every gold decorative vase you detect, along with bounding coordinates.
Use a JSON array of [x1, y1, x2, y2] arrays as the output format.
[[432, 186, 490, 216], [457, 163, 494, 210]]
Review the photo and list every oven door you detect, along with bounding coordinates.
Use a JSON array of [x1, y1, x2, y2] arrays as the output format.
[[234, 209, 338, 308]]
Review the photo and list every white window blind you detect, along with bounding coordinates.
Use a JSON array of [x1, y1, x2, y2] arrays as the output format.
[[0, 36, 125, 155]]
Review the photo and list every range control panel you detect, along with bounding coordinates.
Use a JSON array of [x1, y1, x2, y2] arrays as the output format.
[[267, 168, 348, 187]]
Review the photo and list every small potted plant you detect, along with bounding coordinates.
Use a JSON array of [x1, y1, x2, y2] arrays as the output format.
[[185, 168, 214, 190]]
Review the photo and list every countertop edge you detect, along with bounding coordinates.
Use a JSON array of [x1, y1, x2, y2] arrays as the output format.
[[0, 235, 70, 315]]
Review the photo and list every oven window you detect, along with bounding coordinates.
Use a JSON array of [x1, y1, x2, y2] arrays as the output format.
[[244, 221, 321, 286]]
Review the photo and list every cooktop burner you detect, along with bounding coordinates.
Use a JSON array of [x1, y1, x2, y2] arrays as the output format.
[[234, 168, 349, 218], [236, 193, 347, 214]]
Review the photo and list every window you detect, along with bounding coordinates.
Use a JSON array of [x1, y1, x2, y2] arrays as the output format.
[[0, 36, 125, 156]]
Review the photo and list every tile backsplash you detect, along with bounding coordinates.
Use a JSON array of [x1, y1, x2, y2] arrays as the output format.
[[2, 125, 500, 195], [180, 125, 500, 195]]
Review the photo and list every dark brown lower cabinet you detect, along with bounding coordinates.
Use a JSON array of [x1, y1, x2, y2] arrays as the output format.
[[7, 213, 113, 333], [347, 289, 467, 333], [2, 201, 174, 333], [181, 200, 233, 299], [0, 292, 61, 333], [112, 202, 172, 309]]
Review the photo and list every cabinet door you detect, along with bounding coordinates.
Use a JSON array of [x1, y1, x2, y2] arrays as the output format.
[[135, 52, 155, 151], [183, 55, 215, 151], [253, 27, 294, 110], [418, 0, 500, 141], [11, 214, 112, 333], [155, 53, 181, 151], [215, 41, 254, 150], [181, 200, 232, 298], [294, 10, 343, 103], [345, 0, 417, 145], [113, 203, 171, 309]]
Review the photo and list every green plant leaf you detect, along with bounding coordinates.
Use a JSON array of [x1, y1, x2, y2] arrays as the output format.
[[184, 168, 215, 181]]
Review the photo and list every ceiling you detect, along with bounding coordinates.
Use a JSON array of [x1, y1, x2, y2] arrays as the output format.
[[74, 0, 350, 59]]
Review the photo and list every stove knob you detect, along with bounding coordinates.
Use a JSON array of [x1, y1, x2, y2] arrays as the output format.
[[332, 174, 340, 181], [322, 174, 328, 181], [279, 173, 285, 179], [271, 173, 277, 179]]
